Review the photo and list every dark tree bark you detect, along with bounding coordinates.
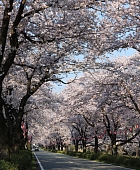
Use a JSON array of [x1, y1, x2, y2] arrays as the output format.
[[75, 139, 79, 152], [94, 135, 98, 153]]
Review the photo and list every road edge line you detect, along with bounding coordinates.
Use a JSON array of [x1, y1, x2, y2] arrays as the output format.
[[34, 152, 44, 170]]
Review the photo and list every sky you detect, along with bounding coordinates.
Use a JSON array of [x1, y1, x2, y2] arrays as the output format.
[[53, 48, 137, 93]]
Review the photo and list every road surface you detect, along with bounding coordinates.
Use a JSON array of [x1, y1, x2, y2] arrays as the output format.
[[34, 149, 134, 170]]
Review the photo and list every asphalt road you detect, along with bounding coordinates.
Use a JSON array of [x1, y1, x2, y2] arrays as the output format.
[[34, 149, 134, 170]]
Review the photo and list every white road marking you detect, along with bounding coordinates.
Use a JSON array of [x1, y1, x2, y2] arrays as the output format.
[[69, 161, 73, 163], [34, 152, 44, 170]]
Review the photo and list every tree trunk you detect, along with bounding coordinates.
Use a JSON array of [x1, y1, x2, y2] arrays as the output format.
[[94, 135, 98, 153], [111, 135, 117, 155], [0, 99, 11, 160], [82, 140, 86, 153], [75, 140, 79, 152], [57, 143, 60, 150], [60, 141, 63, 151], [12, 119, 25, 153], [112, 144, 118, 155]]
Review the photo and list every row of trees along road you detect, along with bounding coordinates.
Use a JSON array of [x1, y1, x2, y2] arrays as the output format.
[[60, 53, 140, 155], [0, 0, 139, 159]]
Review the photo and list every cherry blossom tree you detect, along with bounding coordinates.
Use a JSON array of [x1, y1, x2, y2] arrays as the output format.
[[0, 0, 102, 157], [99, 54, 140, 155], [102, 53, 140, 155], [82, 0, 139, 70], [68, 114, 93, 153], [60, 52, 140, 155], [0, 0, 140, 159], [60, 75, 106, 153]]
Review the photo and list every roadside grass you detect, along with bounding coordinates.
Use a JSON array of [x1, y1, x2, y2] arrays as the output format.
[[46, 149, 140, 170], [0, 150, 38, 170], [29, 155, 39, 170]]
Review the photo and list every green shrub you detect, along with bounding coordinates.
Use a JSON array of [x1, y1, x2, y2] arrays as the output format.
[[122, 157, 140, 169], [98, 154, 118, 165], [76, 152, 82, 158], [0, 150, 36, 170], [123, 158, 131, 168], [11, 150, 31, 170], [89, 153, 100, 160], [82, 153, 87, 158], [113, 155, 125, 165], [98, 154, 109, 162], [97, 154, 140, 170], [51, 149, 57, 153], [72, 151, 76, 156], [107, 155, 115, 164], [134, 158, 140, 169], [57, 150, 64, 154], [62, 150, 68, 155], [19, 150, 32, 160], [85, 153, 91, 159], [66, 151, 76, 156], [0, 160, 17, 170]]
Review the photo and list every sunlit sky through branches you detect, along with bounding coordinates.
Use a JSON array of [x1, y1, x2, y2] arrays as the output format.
[[53, 48, 137, 93]]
